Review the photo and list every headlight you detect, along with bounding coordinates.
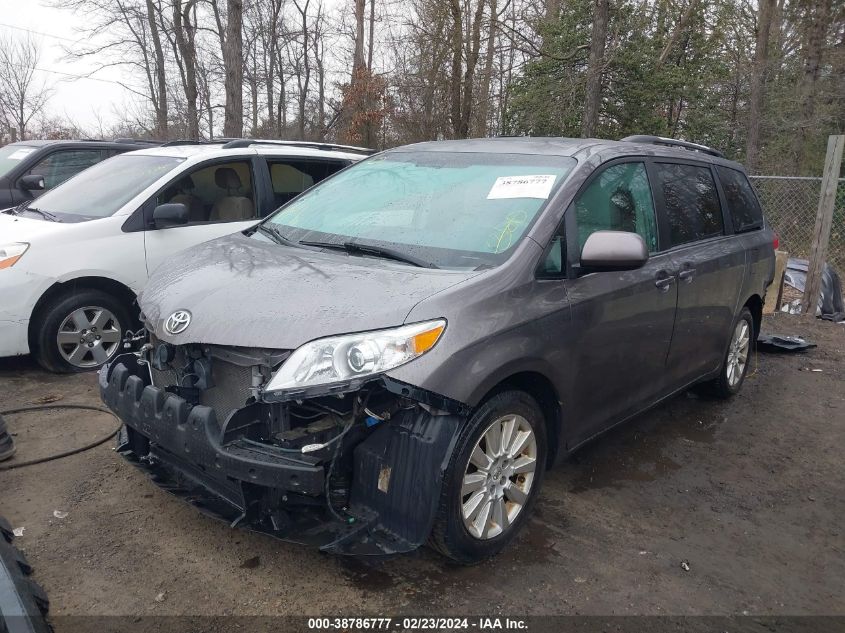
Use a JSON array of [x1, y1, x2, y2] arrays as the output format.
[[0, 243, 29, 269], [265, 319, 446, 392]]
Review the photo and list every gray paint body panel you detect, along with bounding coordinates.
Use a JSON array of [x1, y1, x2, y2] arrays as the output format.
[[138, 137, 775, 455]]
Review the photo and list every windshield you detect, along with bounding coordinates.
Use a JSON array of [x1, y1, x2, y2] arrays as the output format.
[[30, 154, 183, 220], [263, 151, 577, 269], [0, 144, 38, 179]]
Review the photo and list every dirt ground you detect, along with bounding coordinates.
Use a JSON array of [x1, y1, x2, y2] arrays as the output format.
[[1, 313, 843, 623]]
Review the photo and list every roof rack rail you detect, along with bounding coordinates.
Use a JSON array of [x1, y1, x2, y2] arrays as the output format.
[[219, 138, 375, 155], [159, 138, 242, 147], [621, 135, 724, 158], [114, 138, 163, 145]]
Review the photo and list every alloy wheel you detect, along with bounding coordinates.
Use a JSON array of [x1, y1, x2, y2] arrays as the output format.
[[56, 306, 122, 368], [460, 414, 538, 540], [726, 319, 751, 387]]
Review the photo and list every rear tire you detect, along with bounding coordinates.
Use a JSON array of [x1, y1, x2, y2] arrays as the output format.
[[33, 289, 131, 373], [707, 307, 754, 399], [430, 390, 547, 564]]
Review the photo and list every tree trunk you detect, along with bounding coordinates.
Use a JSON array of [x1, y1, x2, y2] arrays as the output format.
[[352, 0, 366, 78], [657, 0, 698, 67], [791, 0, 833, 174], [223, 0, 244, 138], [367, 0, 376, 71], [475, 0, 498, 137], [457, 0, 486, 138], [265, 0, 282, 136], [448, 0, 463, 138], [581, 0, 609, 137], [145, 0, 169, 138], [173, 0, 199, 140], [295, 0, 311, 140], [746, 0, 775, 172]]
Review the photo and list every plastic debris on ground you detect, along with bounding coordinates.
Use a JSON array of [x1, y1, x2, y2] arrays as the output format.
[[52, 510, 68, 519], [783, 258, 845, 322], [757, 334, 817, 353], [680, 560, 691, 572], [12, 527, 24, 537]]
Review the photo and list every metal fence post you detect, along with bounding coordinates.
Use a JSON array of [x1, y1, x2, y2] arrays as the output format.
[[802, 135, 845, 315]]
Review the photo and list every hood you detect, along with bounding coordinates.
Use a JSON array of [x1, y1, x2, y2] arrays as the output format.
[[0, 212, 67, 242], [140, 232, 478, 349]]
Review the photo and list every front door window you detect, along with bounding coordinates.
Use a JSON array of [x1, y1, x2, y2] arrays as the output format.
[[157, 161, 257, 224], [574, 161, 658, 255]]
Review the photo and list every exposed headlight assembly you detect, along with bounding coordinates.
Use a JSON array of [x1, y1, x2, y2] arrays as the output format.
[[0, 243, 29, 269], [265, 319, 446, 393]]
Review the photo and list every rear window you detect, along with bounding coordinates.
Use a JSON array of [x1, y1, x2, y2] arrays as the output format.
[[716, 166, 764, 232], [655, 162, 724, 247]]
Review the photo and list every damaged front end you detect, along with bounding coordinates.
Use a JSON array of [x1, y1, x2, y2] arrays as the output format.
[[99, 335, 468, 556]]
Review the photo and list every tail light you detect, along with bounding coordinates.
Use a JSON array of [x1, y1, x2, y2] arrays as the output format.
[[773, 233, 779, 250]]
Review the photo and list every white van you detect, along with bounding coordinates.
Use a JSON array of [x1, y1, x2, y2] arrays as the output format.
[[0, 140, 368, 372]]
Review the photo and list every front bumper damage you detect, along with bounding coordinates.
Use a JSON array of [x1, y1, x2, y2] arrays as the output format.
[[99, 352, 468, 555]]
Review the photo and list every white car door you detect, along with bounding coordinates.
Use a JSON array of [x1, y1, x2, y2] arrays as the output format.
[[142, 158, 261, 277]]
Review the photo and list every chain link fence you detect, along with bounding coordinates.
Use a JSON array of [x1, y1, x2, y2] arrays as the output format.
[[750, 176, 845, 272]]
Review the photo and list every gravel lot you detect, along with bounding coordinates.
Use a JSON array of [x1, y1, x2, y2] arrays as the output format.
[[1, 313, 843, 625]]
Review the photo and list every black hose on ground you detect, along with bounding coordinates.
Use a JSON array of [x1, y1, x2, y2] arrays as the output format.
[[0, 404, 121, 472]]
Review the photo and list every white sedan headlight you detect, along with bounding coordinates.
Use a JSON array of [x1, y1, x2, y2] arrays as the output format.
[[0, 243, 29, 269], [265, 319, 446, 392]]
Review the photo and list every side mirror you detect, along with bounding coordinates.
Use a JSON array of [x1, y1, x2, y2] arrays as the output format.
[[153, 203, 189, 229], [19, 174, 45, 191], [580, 230, 648, 271]]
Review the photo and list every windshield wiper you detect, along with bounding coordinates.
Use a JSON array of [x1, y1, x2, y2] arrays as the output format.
[[22, 207, 61, 222], [298, 240, 438, 269], [256, 224, 298, 247]]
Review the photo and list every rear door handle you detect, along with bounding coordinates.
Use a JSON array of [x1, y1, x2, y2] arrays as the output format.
[[679, 268, 696, 282]]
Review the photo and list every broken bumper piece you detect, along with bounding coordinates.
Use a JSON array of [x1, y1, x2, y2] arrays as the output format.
[[99, 356, 464, 556]]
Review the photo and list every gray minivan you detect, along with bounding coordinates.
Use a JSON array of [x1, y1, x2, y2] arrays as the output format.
[[100, 136, 775, 563]]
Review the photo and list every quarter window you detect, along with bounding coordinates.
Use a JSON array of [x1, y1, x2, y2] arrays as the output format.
[[574, 162, 658, 254], [716, 166, 763, 232], [655, 163, 723, 246]]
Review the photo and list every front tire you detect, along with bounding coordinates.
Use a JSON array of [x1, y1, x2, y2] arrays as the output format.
[[33, 289, 131, 373], [430, 390, 547, 564]]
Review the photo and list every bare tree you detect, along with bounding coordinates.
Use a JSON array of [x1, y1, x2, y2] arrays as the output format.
[[55, 0, 170, 138], [172, 0, 200, 139], [746, 0, 776, 172], [221, 0, 245, 137], [145, 0, 169, 137], [291, 0, 312, 139], [0, 33, 52, 140]]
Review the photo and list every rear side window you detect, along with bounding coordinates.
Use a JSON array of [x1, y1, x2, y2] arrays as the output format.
[[655, 163, 723, 247], [716, 166, 763, 232], [267, 159, 347, 208]]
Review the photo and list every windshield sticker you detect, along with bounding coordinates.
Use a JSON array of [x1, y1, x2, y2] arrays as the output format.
[[7, 148, 35, 160], [487, 174, 557, 200]]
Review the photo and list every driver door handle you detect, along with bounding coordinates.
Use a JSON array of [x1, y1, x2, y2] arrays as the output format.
[[655, 275, 675, 292]]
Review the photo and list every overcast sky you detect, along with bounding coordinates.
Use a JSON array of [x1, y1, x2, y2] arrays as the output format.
[[0, 0, 137, 132]]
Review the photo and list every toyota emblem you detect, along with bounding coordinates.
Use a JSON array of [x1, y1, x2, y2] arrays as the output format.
[[164, 310, 192, 335]]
